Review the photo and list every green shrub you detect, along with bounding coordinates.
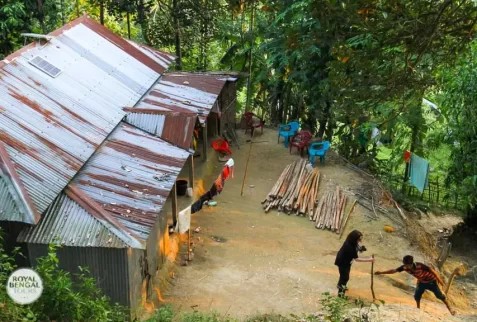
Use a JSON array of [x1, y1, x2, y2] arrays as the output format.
[[0, 232, 128, 322]]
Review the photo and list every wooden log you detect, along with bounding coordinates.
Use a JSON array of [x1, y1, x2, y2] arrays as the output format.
[[371, 254, 376, 300], [290, 161, 307, 208], [308, 170, 319, 218], [301, 171, 316, 214], [296, 170, 313, 211], [339, 199, 357, 239], [322, 191, 333, 229], [293, 161, 308, 202], [278, 162, 296, 198], [336, 195, 347, 233], [317, 193, 329, 228], [312, 193, 325, 222], [282, 161, 303, 207]]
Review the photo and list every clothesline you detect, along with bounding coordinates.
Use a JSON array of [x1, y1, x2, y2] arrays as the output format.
[[175, 158, 235, 234]]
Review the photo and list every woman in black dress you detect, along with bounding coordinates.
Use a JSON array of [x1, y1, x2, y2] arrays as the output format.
[[335, 230, 375, 297]]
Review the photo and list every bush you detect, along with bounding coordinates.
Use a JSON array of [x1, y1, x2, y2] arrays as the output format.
[[0, 232, 128, 322]]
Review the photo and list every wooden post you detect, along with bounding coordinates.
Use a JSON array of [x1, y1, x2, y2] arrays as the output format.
[[172, 183, 178, 227], [202, 123, 208, 162], [241, 140, 253, 196], [371, 254, 376, 300], [188, 155, 194, 189], [436, 177, 440, 203], [188, 229, 191, 261]]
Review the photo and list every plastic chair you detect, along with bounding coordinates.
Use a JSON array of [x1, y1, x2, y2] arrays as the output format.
[[289, 131, 312, 157], [278, 121, 299, 147], [212, 138, 232, 155], [309, 141, 330, 165], [243, 112, 265, 137]]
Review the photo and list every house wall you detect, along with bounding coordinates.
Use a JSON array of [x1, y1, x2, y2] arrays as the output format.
[[127, 247, 147, 320], [220, 81, 237, 134], [26, 244, 130, 308]]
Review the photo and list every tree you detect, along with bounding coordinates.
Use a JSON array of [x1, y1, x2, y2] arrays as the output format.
[[438, 42, 477, 226], [0, 0, 27, 58]]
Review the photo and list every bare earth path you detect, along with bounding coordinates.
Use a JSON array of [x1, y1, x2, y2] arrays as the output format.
[[163, 129, 477, 322]]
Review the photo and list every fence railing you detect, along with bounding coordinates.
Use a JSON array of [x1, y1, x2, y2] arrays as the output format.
[[378, 173, 467, 210]]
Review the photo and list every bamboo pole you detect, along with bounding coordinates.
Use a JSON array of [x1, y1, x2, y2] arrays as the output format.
[[371, 254, 376, 300], [339, 199, 357, 239], [241, 140, 254, 196]]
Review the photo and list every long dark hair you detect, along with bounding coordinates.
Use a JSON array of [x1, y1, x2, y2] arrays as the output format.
[[345, 230, 363, 246]]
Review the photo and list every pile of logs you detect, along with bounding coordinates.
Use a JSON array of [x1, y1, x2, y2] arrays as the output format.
[[263, 160, 350, 234], [312, 186, 348, 233], [262, 159, 321, 216]]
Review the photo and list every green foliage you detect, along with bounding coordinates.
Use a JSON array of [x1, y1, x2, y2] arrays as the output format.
[[437, 41, 477, 222], [0, 0, 27, 58], [320, 292, 349, 322], [0, 231, 127, 322]]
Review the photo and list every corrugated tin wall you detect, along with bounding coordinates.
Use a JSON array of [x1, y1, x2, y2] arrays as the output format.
[[26, 244, 130, 307], [127, 248, 146, 320]]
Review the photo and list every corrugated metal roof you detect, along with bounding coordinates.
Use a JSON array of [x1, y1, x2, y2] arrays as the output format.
[[131, 72, 229, 124], [71, 122, 189, 243], [126, 40, 176, 71], [17, 193, 129, 248], [0, 176, 23, 223], [0, 142, 39, 224], [0, 16, 171, 222], [124, 111, 196, 150]]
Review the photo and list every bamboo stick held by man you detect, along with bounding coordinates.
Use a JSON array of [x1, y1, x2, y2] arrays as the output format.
[[375, 255, 456, 316]]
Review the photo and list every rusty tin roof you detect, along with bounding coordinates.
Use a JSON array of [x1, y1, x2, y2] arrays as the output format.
[[124, 111, 197, 150], [19, 123, 189, 248], [71, 122, 189, 244], [17, 193, 131, 248], [127, 40, 176, 71], [131, 72, 229, 124], [0, 16, 174, 223]]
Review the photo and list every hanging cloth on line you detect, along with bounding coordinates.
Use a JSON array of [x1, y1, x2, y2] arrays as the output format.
[[190, 159, 234, 214], [409, 153, 430, 194], [174, 206, 191, 234]]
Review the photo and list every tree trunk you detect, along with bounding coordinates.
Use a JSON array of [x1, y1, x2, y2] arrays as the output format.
[[100, 1, 104, 25], [245, 0, 255, 111], [317, 101, 331, 138], [173, 0, 182, 70], [127, 12, 131, 39], [36, 0, 46, 33]]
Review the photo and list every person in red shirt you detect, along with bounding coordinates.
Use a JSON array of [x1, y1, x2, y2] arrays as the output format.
[[375, 255, 456, 315]]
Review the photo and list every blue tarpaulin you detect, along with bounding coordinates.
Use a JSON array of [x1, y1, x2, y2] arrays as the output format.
[[409, 153, 430, 194]]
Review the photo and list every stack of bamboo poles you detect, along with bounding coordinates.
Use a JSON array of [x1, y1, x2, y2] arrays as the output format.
[[262, 159, 321, 216], [263, 160, 351, 235], [312, 186, 348, 233]]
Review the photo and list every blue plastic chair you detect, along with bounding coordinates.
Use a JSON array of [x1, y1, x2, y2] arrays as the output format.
[[278, 121, 299, 147], [309, 141, 330, 165]]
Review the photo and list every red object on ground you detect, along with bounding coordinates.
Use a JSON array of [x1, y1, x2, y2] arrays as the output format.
[[244, 112, 265, 137], [404, 150, 411, 163], [289, 131, 313, 157], [212, 139, 232, 155]]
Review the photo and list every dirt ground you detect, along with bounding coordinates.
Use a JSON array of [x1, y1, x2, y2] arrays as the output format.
[[161, 129, 477, 322]]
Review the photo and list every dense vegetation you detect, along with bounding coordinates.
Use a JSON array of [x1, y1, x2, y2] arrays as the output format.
[[2, 0, 477, 225], [0, 233, 127, 321]]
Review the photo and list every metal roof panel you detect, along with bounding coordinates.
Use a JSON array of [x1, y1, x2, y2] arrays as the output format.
[[0, 16, 168, 221]]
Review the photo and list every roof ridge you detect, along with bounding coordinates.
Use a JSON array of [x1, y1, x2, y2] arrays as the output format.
[[65, 184, 144, 249], [0, 142, 40, 224]]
